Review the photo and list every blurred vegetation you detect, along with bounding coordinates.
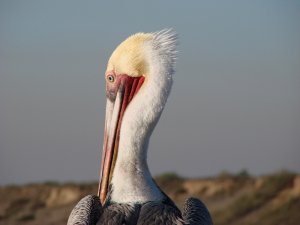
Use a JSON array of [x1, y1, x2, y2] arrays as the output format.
[[217, 169, 252, 181], [154, 172, 186, 196], [154, 172, 182, 183], [213, 170, 297, 224]]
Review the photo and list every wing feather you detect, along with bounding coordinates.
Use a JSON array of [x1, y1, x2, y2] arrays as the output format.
[[182, 197, 213, 225], [67, 195, 102, 225]]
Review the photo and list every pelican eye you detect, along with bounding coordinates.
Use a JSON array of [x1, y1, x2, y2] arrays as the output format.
[[107, 74, 115, 83]]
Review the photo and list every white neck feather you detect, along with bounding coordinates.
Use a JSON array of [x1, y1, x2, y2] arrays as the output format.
[[110, 30, 177, 204]]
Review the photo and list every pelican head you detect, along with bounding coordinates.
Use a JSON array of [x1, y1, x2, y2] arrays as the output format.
[[98, 29, 177, 204]]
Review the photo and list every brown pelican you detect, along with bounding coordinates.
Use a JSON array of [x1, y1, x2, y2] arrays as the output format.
[[68, 29, 213, 225]]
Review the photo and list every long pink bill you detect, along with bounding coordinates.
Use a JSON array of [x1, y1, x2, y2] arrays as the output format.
[[98, 75, 145, 204]]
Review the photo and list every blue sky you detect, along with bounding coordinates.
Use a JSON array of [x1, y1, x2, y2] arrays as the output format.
[[1, 1, 300, 185]]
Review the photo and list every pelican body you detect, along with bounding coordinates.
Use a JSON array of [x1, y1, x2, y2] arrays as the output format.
[[68, 30, 213, 225]]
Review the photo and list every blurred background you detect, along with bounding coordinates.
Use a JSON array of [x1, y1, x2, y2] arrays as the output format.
[[0, 1, 299, 224]]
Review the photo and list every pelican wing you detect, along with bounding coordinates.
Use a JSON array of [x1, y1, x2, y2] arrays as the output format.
[[182, 197, 213, 225], [67, 195, 102, 225]]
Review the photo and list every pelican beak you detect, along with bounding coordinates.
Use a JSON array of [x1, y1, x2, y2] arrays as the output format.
[[98, 75, 145, 204]]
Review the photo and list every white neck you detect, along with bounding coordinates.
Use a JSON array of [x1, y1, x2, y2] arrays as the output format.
[[110, 30, 177, 204]]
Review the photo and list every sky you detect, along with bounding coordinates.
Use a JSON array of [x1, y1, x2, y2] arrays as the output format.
[[0, 1, 299, 185]]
